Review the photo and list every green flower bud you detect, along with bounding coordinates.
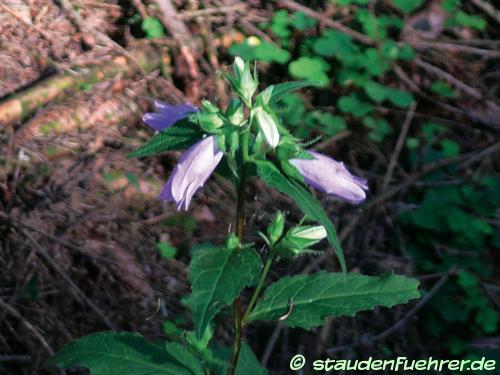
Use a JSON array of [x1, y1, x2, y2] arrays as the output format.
[[231, 57, 258, 106], [276, 139, 301, 161], [196, 112, 224, 133], [287, 225, 327, 249], [267, 212, 285, 246], [226, 233, 240, 250]]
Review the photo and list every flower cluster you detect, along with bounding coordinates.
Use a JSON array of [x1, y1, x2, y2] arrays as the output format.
[[141, 57, 368, 211]]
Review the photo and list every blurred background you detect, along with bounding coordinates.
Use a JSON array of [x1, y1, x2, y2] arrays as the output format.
[[0, 0, 499, 373]]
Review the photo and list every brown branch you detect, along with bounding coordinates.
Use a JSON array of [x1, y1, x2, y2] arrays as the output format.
[[153, 0, 201, 101], [414, 58, 483, 100], [381, 102, 416, 191], [0, 298, 55, 356], [0, 47, 161, 128]]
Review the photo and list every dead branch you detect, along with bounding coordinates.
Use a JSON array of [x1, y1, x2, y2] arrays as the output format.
[[152, 0, 201, 101], [0, 47, 161, 128]]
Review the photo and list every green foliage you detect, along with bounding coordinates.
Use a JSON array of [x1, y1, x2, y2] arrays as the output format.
[[430, 80, 458, 98], [288, 57, 330, 86], [141, 17, 165, 39], [338, 94, 374, 117], [47, 332, 202, 375], [128, 118, 204, 158], [254, 160, 346, 272], [363, 116, 392, 142], [187, 245, 261, 339], [156, 242, 177, 259], [234, 343, 268, 375], [229, 38, 290, 64], [247, 271, 420, 327], [449, 11, 486, 30], [391, 0, 423, 13]]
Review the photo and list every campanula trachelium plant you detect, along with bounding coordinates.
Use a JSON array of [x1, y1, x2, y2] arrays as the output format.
[[49, 57, 420, 375]]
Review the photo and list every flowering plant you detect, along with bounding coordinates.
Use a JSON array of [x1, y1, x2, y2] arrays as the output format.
[[49, 58, 419, 375]]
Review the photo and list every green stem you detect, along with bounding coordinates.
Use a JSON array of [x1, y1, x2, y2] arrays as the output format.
[[228, 129, 250, 375], [241, 249, 275, 325]]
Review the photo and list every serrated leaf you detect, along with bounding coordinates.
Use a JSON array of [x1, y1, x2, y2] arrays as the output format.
[[47, 332, 201, 375], [128, 119, 203, 158], [165, 342, 204, 375], [268, 81, 317, 104], [188, 246, 262, 339], [254, 160, 346, 272], [235, 343, 267, 375], [247, 271, 420, 328]]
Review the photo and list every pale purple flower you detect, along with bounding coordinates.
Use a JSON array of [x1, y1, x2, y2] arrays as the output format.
[[143, 101, 197, 131], [159, 136, 223, 210], [290, 151, 368, 204]]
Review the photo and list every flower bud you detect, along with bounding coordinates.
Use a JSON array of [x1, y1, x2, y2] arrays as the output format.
[[231, 57, 258, 106], [252, 107, 280, 148], [287, 225, 327, 249], [267, 212, 285, 246], [226, 234, 240, 250], [276, 139, 301, 161], [196, 112, 224, 133]]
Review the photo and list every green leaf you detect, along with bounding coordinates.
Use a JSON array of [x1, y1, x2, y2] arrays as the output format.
[[453, 11, 486, 30], [141, 17, 165, 39], [293, 12, 317, 31], [247, 271, 420, 328], [165, 342, 205, 375], [288, 57, 330, 87], [388, 89, 414, 107], [430, 80, 458, 98], [391, 0, 423, 13], [363, 116, 392, 142], [440, 139, 460, 157], [156, 242, 177, 259], [235, 343, 267, 375], [364, 81, 390, 103], [313, 30, 360, 62], [229, 38, 290, 64], [268, 81, 317, 104], [187, 246, 262, 339], [338, 94, 374, 117], [128, 119, 203, 158], [254, 160, 346, 272], [48, 332, 201, 375]]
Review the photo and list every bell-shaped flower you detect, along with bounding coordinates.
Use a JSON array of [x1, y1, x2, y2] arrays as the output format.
[[290, 151, 368, 204], [252, 107, 280, 148], [143, 101, 197, 131], [159, 136, 223, 210]]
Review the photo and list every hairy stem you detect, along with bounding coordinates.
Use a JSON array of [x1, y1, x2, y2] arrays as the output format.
[[228, 130, 250, 375]]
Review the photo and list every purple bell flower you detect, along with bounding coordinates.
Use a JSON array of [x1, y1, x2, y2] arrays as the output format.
[[143, 101, 197, 131], [290, 151, 368, 204], [159, 136, 223, 210]]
